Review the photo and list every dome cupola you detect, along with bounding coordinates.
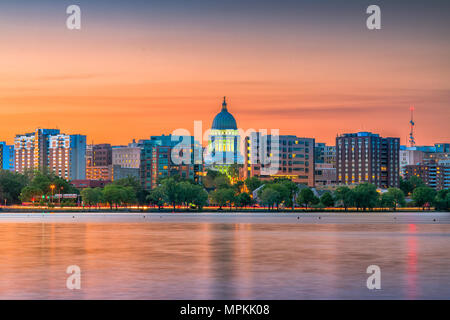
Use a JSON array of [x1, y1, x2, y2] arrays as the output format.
[[211, 97, 237, 130]]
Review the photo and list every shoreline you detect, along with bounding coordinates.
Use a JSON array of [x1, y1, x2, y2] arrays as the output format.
[[0, 211, 449, 224]]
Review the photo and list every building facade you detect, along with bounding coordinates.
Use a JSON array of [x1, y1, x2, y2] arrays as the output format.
[[112, 165, 140, 181], [140, 135, 203, 190], [434, 143, 450, 153], [14, 129, 60, 174], [315, 163, 337, 186], [244, 132, 315, 187], [14, 129, 86, 179], [48, 134, 86, 180], [336, 132, 400, 188], [71, 179, 111, 190], [404, 160, 450, 190], [314, 143, 336, 166], [0, 142, 14, 171], [86, 144, 113, 181], [86, 144, 112, 167], [400, 149, 425, 177], [112, 142, 141, 169], [205, 97, 243, 171]]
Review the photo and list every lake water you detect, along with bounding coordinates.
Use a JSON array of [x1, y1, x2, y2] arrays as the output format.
[[0, 213, 450, 299]]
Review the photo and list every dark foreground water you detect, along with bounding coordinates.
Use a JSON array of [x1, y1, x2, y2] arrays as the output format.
[[0, 215, 449, 299]]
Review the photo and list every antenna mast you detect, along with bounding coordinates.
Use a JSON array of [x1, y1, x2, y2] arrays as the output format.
[[409, 106, 415, 147]]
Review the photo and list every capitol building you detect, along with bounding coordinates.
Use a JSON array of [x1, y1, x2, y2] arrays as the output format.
[[205, 97, 243, 171]]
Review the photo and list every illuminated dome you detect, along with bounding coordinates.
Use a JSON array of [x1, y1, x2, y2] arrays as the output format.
[[211, 97, 237, 130]]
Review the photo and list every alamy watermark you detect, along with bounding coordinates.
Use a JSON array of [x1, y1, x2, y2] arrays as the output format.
[[169, 121, 281, 175], [366, 265, 381, 290], [66, 265, 81, 290], [65, 5, 381, 31], [367, 5, 381, 30], [66, 5, 81, 30]]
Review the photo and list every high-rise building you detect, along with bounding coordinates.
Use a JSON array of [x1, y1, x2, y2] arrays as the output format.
[[404, 159, 450, 190], [86, 144, 113, 181], [113, 141, 141, 169], [244, 132, 315, 187], [14, 128, 60, 174], [86, 144, 112, 167], [399, 149, 425, 177], [314, 142, 336, 186], [0, 142, 14, 171], [424, 151, 450, 163], [140, 135, 203, 190], [435, 143, 450, 153], [400, 145, 436, 153], [314, 143, 336, 166], [315, 163, 337, 186], [112, 141, 141, 181], [336, 132, 400, 188], [14, 128, 86, 180], [205, 97, 243, 171], [112, 165, 140, 181], [48, 134, 86, 180]]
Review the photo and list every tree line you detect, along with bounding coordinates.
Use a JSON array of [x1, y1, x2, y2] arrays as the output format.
[[0, 168, 448, 211]]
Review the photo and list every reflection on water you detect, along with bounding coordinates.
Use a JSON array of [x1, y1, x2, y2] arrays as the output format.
[[0, 222, 449, 299]]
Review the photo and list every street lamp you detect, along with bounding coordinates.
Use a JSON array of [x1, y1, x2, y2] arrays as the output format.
[[50, 184, 56, 204], [60, 186, 64, 207]]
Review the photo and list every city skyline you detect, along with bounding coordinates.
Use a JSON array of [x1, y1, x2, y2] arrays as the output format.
[[1, 96, 449, 148], [1, 0, 450, 305], [0, 0, 449, 145]]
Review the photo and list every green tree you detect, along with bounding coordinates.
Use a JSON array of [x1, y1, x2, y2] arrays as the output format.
[[29, 171, 52, 194], [257, 183, 288, 210], [103, 185, 121, 209], [0, 170, 29, 204], [232, 180, 244, 193], [210, 188, 234, 210], [121, 186, 137, 207], [236, 192, 253, 209], [114, 176, 147, 206], [202, 169, 221, 189], [244, 177, 262, 193], [22, 171, 79, 204], [147, 186, 166, 210], [191, 185, 209, 210], [160, 178, 181, 210], [223, 188, 236, 210], [353, 183, 379, 211], [226, 164, 242, 180], [399, 177, 412, 196], [19, 186, 43, 203], [381, 188, 405, 210], [178, 181, 197, 207], [103, 185, 135, 209], [259, 188, 280, 210], [434, 189, 450, 211], [412, 186, 436, 210], [214, 175, 231, 189], [320, 192, 335, 207], [272, 183, 290, 209], [400, 176, 425, 196], [409, 176, 425, 190], [81, 188, 99, 207], [275, 179, 299, 210], [334, 186, 355, 211], [296, 187, 318, 210]]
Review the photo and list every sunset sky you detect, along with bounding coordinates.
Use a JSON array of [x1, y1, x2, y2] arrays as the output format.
[[0, 0, 449, 145]]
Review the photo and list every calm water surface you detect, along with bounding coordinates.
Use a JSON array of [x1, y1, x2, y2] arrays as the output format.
[[0, 217, 450, 299]]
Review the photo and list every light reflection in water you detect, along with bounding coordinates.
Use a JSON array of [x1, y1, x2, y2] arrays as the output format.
[[0, 222, 449, 299], [407, 224, 418, 299]]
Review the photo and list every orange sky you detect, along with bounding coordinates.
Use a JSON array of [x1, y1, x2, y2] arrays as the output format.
[[0, 1, 449, 146]]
